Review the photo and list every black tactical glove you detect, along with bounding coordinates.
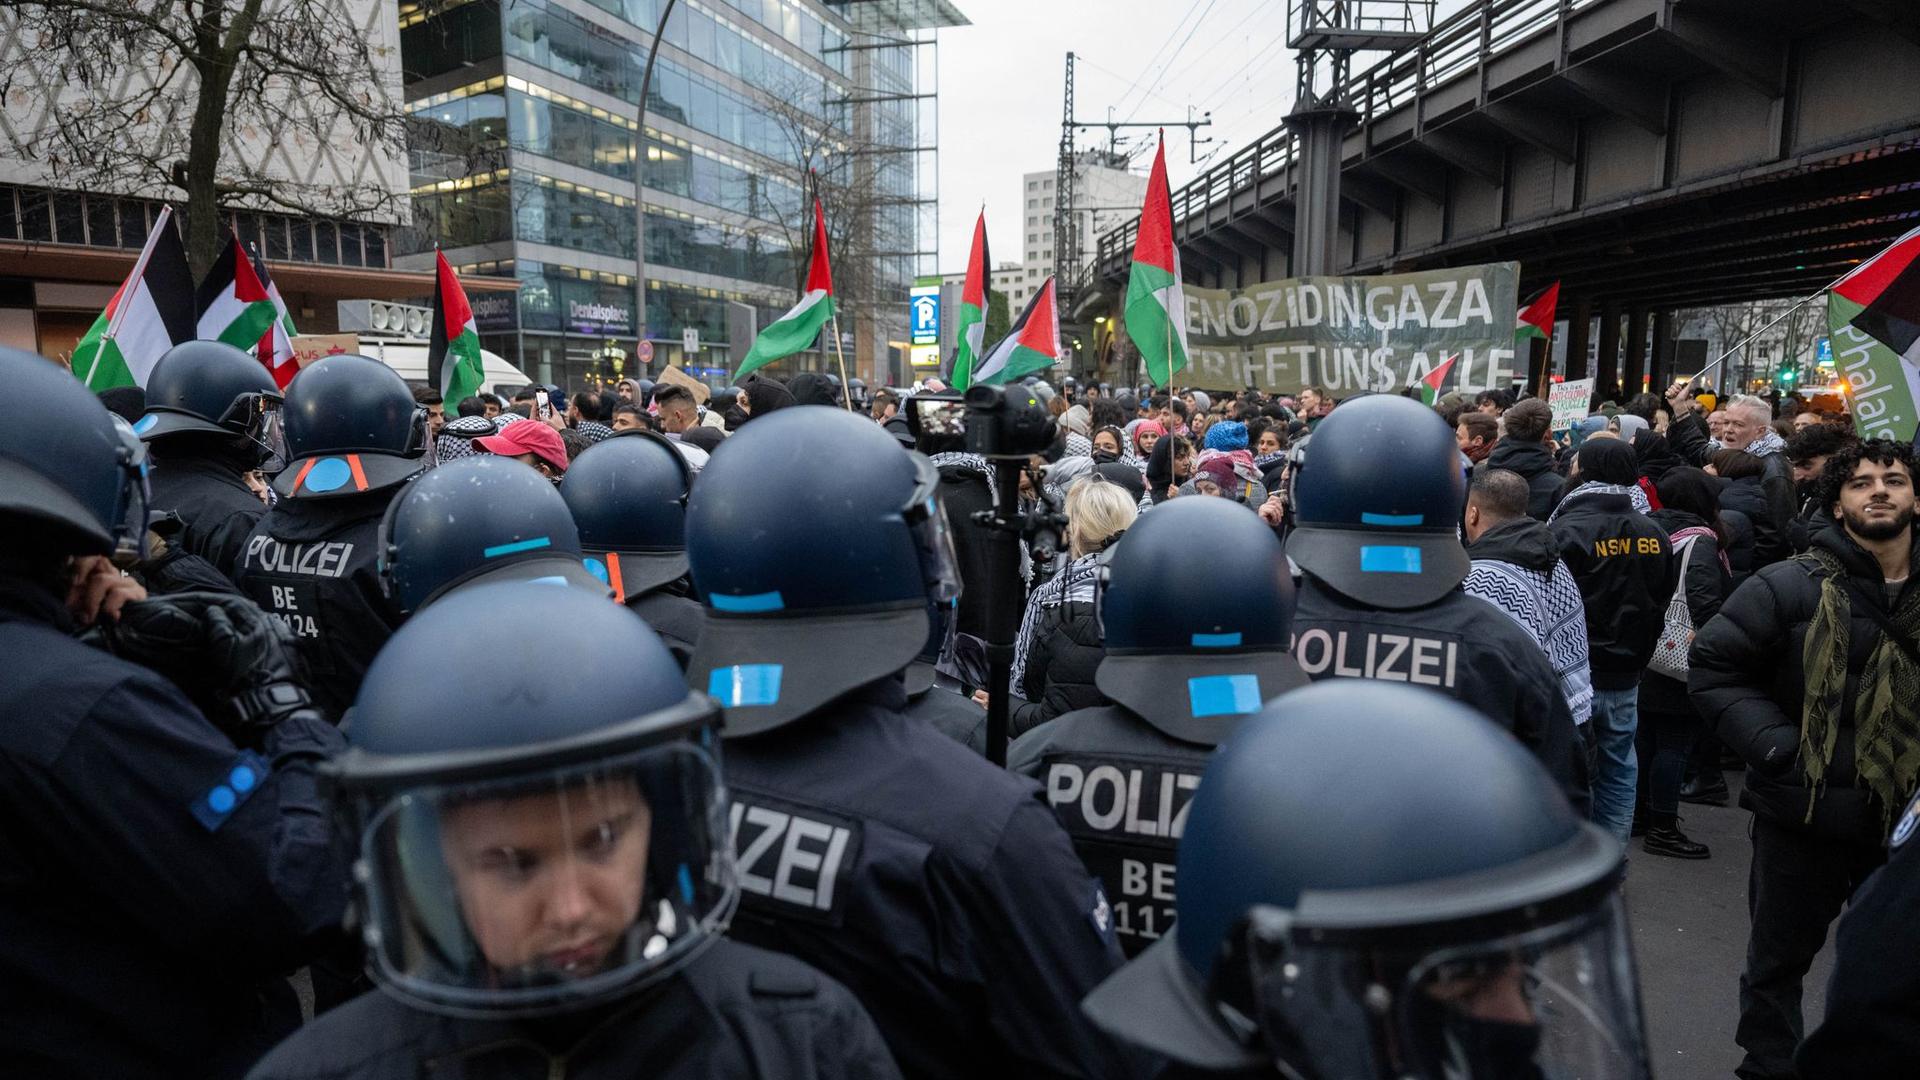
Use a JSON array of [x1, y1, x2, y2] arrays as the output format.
[[109, 591, 319, 741]]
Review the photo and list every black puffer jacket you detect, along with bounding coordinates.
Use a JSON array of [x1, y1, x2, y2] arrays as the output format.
[[1720, 505, 1758, 585], [1716, 473, 1773, 577], [1550, 487, 1677, 689], [1670, 412, 1796, 566], [1688, 525, 1920, 843], [1641, 508, 1731, 712], [1485, 438, 1563, 521], [1010, 599, 1106, 738]]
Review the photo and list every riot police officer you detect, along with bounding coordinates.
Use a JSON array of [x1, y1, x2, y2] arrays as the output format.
[[1007, 496, 1308, 958], [0, 347, 348, 1079], [1797, 785, 1920, 1078], [136, 340, 281, 579], [1284, 394, 1585, 803], [377, 455, 609, 618], [1083, 681, 1653, 1079], [684, 406, 1144, 1080], [245, 582, 900, 1079], [904, 602, 988, 753], [559, 430, 705, 659], [233, 354, 427, 720]]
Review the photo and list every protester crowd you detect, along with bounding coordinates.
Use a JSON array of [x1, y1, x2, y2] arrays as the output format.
[[4, 336, 1919, 1080]]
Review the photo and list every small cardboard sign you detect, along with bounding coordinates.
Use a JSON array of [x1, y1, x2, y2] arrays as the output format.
[[657, 363, 711, 404], [290, 334, 361, 369]]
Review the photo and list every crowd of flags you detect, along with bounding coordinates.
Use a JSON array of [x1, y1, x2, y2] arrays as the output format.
[[53, 151, 1920, 419], [67, 206, 485, 411]]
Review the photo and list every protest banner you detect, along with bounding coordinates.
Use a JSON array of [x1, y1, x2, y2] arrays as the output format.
[[1148, 262, 1520, 395], [657, 363, 712, 404], [1548, 378, 1595, 432], [290, 334, 359, 368]]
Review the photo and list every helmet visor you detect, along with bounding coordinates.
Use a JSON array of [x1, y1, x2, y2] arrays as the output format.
[[1243, 895, 1649, 1080], [108, 413, 152, 563], [357, 742, 736, 1017], [904, 454, 962, 605]]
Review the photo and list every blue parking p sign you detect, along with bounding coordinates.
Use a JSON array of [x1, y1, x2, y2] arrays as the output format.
[[910, 286, 939, 346]]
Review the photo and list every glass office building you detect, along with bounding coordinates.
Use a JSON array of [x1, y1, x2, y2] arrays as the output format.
[[398, 0, 959, 389]]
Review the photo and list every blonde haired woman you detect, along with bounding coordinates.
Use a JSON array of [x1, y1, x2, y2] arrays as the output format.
[[991, 475, 1138, 736]]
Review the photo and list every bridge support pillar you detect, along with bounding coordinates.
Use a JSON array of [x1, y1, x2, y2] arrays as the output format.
[[1651, 311, 1677, 391], [1565, 298, 1593, 383], [1624, 307, 1650, 399], [1596, 303, 1623, 403], [1285, 96, 1359, 277]]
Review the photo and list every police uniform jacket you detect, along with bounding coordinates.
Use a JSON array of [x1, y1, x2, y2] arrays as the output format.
[[629, 587, 705, 666], [906, 678, 988, 756], [1008, 704, 1223, 959], [1689, 526, 1920, 843], [147, 451, 268, 580], [0, 577, 348, 1079], [245, 940, 898, 1080], [1292, 575, 1588, 811], [1548, 487, 1676, 689], [1795, 789, 1920, 1080], [721, 679, 1144, 1080], [234, 490, 402, 721]]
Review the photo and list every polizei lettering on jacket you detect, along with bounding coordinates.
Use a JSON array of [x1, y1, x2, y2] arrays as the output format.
[[728, 793, 860, 925], [1289, 627, 1460, 687], [1044, 755, 1199, 951], [241, 536, 356, 578]]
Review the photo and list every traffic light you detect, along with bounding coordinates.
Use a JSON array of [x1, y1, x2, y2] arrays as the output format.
[[1780, 363, 1799, 386]]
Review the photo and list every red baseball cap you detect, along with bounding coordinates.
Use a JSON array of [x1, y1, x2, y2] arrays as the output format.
[[474, 421, 569, 473]]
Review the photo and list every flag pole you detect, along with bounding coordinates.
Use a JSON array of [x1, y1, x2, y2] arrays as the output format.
[[1686, 284, 1833, 386], [828, 315, 854, 411]]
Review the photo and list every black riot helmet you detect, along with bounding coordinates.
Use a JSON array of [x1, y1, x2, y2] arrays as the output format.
[[1084, 681, 1646, 1079], [559, 430, 692, 601], [378, 456, 608, 615], [1285, 394, 1468, 610], [1093, 497, 1307, 742], [685, 405, 961, 736], [0, 347, 150, 557], [134, 340, 281, 444], [273, 354, 428, 499], [330, 581, 735, 1019]]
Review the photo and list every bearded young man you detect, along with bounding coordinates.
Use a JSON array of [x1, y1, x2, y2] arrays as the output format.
[[1690, 439, 1920, 1080]]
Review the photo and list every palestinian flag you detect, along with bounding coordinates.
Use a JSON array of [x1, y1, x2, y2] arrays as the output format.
[[429, 250, 486, 406], [974, 276, 1060, 386], [950, 209, 991, 391], [197, 230, 280, 360], [71, 206, 196, 389], [1833, 225, 1920, 363], [739, 198, 834, 379], [248, 244, 300, 388], [1516, 281, 1560, 341], [1418, 354, 1459, 406], [1125, 136, 1189, 388]]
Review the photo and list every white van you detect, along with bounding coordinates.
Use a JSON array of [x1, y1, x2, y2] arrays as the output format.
[[350, 338, 533, 396]]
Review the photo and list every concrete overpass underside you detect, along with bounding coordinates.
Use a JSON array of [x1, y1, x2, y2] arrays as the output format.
[[1092, 0, 1920, 393]]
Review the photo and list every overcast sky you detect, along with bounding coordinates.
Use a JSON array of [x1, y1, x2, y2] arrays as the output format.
[[930, 0, 1475, 270]]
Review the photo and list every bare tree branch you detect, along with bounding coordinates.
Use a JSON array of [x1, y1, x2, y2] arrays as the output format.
[[3, 0, 409, 278]]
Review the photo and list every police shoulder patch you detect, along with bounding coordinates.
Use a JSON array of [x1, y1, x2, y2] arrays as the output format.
[[1892, 787, 1920, 849], [1088, 882, 1115, 944], [190, 749, 271, 832]]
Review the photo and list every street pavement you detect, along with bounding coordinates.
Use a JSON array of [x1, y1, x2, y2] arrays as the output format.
[[1624, 773, 1838, 1080]]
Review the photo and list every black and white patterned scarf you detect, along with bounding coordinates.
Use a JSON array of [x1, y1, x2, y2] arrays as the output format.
[[1010, 549, 1104, 690]]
